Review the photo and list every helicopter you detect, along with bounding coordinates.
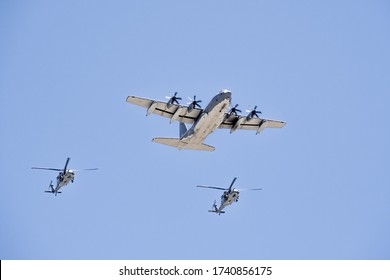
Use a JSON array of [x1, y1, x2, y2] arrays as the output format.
[[32, 157, 98, 195], [197, 177, 262, 215]]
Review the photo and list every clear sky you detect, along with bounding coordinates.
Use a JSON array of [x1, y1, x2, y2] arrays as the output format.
[[1, 0, 389, 260]]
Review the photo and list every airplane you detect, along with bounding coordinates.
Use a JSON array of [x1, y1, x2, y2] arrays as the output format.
[[125, 89, 286, 151], [197, 177, 262, 215], [31, 157, 98, 195]]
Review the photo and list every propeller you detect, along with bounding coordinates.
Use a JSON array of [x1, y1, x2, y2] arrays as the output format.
[[187, 95, 202, 109], [166, 92, 182, 105], [228, 104, 241, 116], [246, 106, 262, 120]]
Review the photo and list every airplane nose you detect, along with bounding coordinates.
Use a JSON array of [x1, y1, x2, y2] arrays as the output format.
[[225, 92, 232, 102], [220, 89, 231, 100], [226, 91, 231, 100]]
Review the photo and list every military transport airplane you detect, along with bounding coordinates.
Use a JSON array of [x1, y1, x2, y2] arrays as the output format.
[[126, 89, 286, 151]]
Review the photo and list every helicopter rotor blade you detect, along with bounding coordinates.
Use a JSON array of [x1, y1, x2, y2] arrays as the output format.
[[72, 168, 99, 171], [196, 185, 226, 191], [31, 167, 62, 171], [228, 177, 237, 191], [63, 157, 70, 173], [236, 188, 263, 191]]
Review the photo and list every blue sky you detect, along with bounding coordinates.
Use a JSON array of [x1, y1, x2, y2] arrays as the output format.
[[1, 0, 389, 259]]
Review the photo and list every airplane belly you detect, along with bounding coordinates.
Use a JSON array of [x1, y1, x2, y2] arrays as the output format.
[[185, 101, 228, 144]]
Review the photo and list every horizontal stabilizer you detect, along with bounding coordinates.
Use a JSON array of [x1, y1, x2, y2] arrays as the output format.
[[152, 137, 215, 151], [208, 210, 225, 214]]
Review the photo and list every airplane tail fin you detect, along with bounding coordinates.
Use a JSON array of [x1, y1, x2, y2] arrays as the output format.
[[179, 122, 188, 138], [152, 137, 215, 151]]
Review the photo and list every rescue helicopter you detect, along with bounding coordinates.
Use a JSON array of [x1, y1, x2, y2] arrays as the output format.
[[31, 157, 98, 195], [197, 177, 262, 215]]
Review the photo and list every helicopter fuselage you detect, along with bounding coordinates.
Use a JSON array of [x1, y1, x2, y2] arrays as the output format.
[[56, 170, 75, 188], [218, 189, 240, 212]]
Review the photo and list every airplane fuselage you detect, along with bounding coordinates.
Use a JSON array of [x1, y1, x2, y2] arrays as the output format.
[[180, 90, 231, 145]]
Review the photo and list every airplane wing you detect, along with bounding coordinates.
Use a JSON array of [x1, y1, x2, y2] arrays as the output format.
[[126, 96, 203, 124], [219, 114, 286, 134]]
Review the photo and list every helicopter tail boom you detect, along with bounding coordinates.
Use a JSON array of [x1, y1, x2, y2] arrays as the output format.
[[208, 201, 225, 214]]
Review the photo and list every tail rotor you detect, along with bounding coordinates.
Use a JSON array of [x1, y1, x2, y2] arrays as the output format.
[[44, 181, 60, 195]]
